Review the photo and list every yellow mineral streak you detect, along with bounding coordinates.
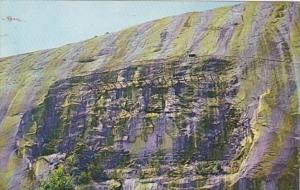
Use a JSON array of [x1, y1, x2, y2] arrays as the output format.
[[165, 12, 200, 58], [228, 2, 258, 56], [135, 17, 172, 61], [196, 7, 231, 55]]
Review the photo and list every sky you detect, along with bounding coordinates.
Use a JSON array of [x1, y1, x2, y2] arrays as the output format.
[[0, 1, 239, 58]]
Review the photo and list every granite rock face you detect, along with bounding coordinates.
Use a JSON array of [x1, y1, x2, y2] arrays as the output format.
[[0, 2, 300, 190]]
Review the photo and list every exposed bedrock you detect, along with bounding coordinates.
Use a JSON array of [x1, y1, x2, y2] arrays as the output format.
[[16, 55, 299, 189], [0, 1, 299, 190]]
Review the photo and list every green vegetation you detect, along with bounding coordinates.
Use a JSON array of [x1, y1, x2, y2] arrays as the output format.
[[196, 161, 222, 175], [77, 171, 91, 185], [39, 167, 74, 190]]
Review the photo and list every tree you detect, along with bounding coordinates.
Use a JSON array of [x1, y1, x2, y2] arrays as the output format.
[[39, 166, 74, 190], [77, 171, 91, 185]]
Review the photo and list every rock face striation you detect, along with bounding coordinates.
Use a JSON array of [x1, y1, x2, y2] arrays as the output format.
[[0, 2, 299, 190]]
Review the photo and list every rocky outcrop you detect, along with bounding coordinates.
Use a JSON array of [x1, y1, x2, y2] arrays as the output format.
[[0, 2, 299, 190], [16, 53, 300, 189]]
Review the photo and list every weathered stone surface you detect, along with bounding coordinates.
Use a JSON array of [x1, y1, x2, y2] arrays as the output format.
[[0, 2, 299, 190]]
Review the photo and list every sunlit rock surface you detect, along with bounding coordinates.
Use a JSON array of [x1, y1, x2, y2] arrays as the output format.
[[0, 2, 299, 190]]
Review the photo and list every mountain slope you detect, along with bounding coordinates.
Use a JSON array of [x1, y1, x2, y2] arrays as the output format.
[[0, 2, 299, 189]]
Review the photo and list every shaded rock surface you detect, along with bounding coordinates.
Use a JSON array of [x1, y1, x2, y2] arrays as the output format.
[[0, 2, 299, 190]]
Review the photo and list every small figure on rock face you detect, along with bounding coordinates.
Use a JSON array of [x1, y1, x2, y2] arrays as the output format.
[[188, 54, 197, 58]]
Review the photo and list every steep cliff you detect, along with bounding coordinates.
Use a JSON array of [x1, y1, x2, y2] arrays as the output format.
[[0, 2, 299, 190]]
